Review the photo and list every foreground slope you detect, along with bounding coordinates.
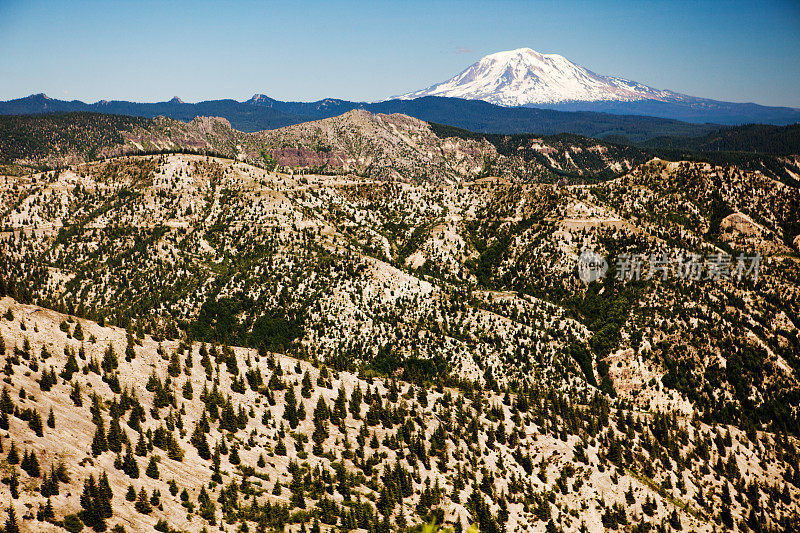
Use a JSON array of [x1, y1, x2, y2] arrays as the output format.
[[1, 296, 799, 532]]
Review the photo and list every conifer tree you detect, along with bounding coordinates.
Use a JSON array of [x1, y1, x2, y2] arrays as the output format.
[[80, 475, 103, 530], [7, 441, 19, 464], [135, 488, 152, 514], [26, 449, 40, 477], [92, 422, 108, 456], [4, 506, 19, 533], [123, 446, 139, 479], [135, 432, 147, 456], [107, 416, 123, 453], [70, 382, 83, 406], [229, 444, 241, 465], [198, 486, 215, 524], [168, 351, 181, 377], [28, 409, 44, 437], [41, 498, 55, 521], [301, 371, 312, 398], [350, 385, 362, 419], [62, 351, 79, 380], [102, 344, 118, 373], [73, 322, 84, 341], [283, 387, 299, 429], [125, 334, 136, 362], [146, 456, 160, 479], [99, 471, 113, 515]]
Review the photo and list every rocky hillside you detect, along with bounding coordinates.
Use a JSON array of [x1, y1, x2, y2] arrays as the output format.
[[1, 295, 799, 533], [0, 111, 647, 183], [1, 134, 800, 531], [4, 111, 800, 187]]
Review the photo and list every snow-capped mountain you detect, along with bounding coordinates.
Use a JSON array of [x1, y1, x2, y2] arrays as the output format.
[[396, 48, 691, 107]]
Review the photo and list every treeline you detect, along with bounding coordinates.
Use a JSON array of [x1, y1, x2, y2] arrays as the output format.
[[429, 122, 649, 181], [640, 123, 800, 155], [0, 112, 244, 170], [0, 112, 149, 164], [430, 120, 800, 185]]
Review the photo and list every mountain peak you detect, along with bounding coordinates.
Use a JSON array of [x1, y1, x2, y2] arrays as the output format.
[[485, 47, 556, 60], [396, 48, 681, 107], [169, 96, 184, 104], [247, 93, 272, 104]]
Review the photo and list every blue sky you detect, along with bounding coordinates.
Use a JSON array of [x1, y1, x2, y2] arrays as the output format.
[[1, 0, 798, 107]]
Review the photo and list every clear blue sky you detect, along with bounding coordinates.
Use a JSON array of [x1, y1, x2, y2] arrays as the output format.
[[1, 0, 798, 107]]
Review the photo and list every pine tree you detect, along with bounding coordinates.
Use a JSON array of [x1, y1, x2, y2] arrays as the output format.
[[47, 408, 55, 428], [333, 385, 347, 422], [73, 322, 84, 341], [350, 385, 362, 419], [9, 471, 19, 498], [275, 438, 287, 456], [229, 444, 241, 465], [125, 335, 136, 362], [135, 488, 152, 514], [26, 449, 40, 477], [146, 456, 160, 479], [182, 379, 193, 399], [301, 372, 313, 398], [135, 432, 147, 456], [29, 410, 44, 437], [168, 351, 181, 377], [123, 446, 139, 479], [39, 366, 54, 391], [5, 505, 19, 533], [92, 422, 108, 456], [211, 446, 222, 483], [20, 450, 29, 474], [70, 381, 83, 406], [107, 416, 123, 453], [62, 351, 79, 380], [283, 387, 299, 429], [41, 498, 55, 521], [41, 464, 60, 496], [0, 388, 12, 413], [98, 472, 113, 519], [7, 441, 19, 464], [198, 486, 215, 524], [80, 475, 101, 529]]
